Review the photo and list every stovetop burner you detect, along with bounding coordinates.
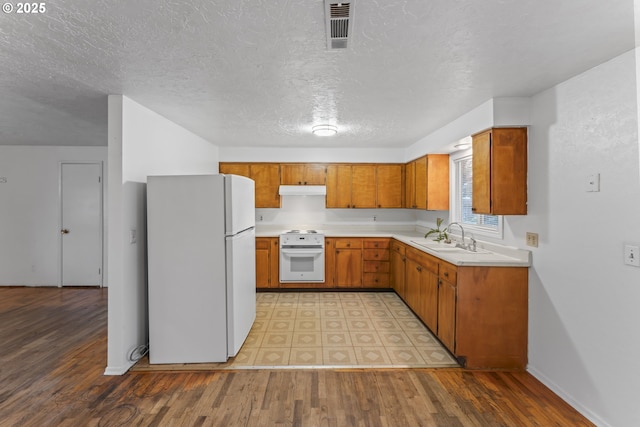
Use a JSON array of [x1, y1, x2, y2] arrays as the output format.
[[285, 229, 317, 234]]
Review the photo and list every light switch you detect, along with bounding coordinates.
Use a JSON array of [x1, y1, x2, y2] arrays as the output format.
[[586, 173, 600, 192], [624, 244, 640, 267]]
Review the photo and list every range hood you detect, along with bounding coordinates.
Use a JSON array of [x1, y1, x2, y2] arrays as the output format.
[[279, 185, 327, 196]]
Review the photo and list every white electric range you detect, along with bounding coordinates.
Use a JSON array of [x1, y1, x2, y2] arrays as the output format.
[[279, 230, 325, 283]]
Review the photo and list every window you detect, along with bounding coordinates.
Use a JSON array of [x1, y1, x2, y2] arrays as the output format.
[[450, 149, 503, 239]]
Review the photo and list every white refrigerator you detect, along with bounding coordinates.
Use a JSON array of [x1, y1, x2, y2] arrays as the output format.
[[147, 174, 256, 364]]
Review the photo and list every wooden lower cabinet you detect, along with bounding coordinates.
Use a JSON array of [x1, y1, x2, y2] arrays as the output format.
[[436, 263, 457, 351], [397, 239, 528, 370], [324, 237, 392, 288], [255, 237, 279, 289], [362, 239, 390, 287], [333, 238, 363, 288], [390, 241, 406, 298], [405, 247, 438, 332]]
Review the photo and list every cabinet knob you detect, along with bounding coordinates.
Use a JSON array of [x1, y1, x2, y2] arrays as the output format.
[[471, 207, 476, 212], [346, 243, 351, 247], [416, 266, 422, 272]]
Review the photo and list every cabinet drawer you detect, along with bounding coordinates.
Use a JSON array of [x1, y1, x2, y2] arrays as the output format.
[[363, 239, 390, 249], [391, 241, 406, 255], [335, 239, 362, 249], [363, 249, 390, 261], [364, 260, 390, 273], [406, 247, 438, 274], [256, 238, 271, 250], [439, 262, 457, 283], [363, 273, 390, 287]]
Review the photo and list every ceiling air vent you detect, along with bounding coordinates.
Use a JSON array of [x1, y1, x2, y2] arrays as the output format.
[[324, 1, 354, 50]]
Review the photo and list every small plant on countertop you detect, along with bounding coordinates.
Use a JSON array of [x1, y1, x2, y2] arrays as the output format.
[[425, 217, 449, 242]]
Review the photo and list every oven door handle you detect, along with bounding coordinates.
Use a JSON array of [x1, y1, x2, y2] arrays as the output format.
[[281, 249, 324, 255]]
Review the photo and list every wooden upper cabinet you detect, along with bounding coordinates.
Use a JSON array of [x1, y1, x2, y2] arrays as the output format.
[[404, 160, 416, 209], [414, 156, 428, 209], [219, 163, 250, 177], [405, 155, 449, 210], [326, 164, 352, 208], [472, 128, 527, 215], [351, 165, 376, 208], [250, 163, 281, 208], [376, 164, 403, 208], [425, 154, 450, 210], [280, 163, 327, 185]]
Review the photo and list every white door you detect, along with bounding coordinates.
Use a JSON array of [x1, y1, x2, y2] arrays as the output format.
[[60, 163, 103, 287]]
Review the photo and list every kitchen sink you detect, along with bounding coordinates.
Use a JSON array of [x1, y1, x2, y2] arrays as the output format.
[[410, 240, 491, 254]]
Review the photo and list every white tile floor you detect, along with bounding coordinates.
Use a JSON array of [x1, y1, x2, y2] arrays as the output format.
[[230, 292, 459, 369], [134, 291, 460, 371]]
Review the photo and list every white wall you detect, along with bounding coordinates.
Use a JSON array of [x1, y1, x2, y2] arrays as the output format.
[[0, 146, 107, 286], [522, 50, 639, 427], [105, 95, 219, 375], [257, 196, 416, 230]]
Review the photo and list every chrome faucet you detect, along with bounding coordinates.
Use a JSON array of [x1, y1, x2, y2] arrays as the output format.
[[446, 222, 466, 249], [468, 232, 477, 252]]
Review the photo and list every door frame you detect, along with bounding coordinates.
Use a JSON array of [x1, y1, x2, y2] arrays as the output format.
[[58, 161, 105, 288]]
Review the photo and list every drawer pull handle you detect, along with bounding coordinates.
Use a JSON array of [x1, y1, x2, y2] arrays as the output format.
[[444, 272, 449, 277]]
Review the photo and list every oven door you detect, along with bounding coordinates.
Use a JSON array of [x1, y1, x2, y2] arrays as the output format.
[[279, 248, 325, 283]]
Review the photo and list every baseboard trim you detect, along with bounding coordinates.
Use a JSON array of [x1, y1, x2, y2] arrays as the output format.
[[527, 365, 609, 427]]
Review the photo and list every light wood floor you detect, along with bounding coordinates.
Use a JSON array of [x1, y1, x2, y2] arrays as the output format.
[[0, 287, 594, 426]]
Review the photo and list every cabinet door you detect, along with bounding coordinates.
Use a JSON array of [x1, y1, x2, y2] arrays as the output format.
[[256, 238, 271, 288], [405, 258, 421, 314], [414, 156, 427, 210], [351, 165, 377, 208], [472, 131, 492, 214], [376, 164, 403, 208], [326, 165, 352, 208], [426, 155, 450, 211], [251, 164, 281, 208], [421, 270, 439, 333], [303, 164, 327, 185], [280, 164, 306, 185], [491, 128, 528, 214], [219, 163, 251, 178], [270, 238, 280, 287], [437, 278, 456, 352], [390, 242, 406, 298], [404, 161, 416, 208], [335, 248, 362, 287]]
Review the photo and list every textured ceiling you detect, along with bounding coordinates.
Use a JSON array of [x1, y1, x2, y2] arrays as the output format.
[[0, 0, 635, 148]]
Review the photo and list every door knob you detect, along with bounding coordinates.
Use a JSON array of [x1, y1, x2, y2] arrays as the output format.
[[61, 229, 70, 234]]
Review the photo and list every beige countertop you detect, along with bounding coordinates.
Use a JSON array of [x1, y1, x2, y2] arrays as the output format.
[[255, 226, 531, 267]]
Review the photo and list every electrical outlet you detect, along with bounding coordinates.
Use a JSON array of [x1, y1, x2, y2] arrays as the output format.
[[624, 244, 640, 267], [526, 232, 539, 247], [130, 229, 137, 244]]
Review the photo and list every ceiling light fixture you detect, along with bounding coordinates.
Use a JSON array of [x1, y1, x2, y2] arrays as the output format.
[[312, 124, 338, 136], [454, 136, 472, 150]]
